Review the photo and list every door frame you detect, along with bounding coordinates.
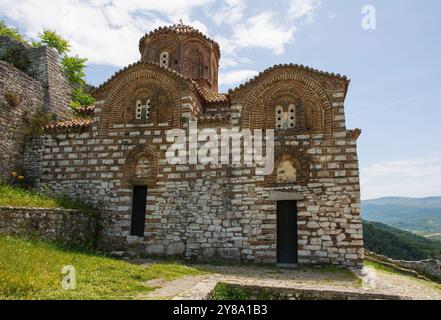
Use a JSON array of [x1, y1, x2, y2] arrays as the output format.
[[276, 200, 299, 265]]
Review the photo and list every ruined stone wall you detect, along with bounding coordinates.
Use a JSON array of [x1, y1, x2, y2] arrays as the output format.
[[0, 36, 72, 181], [0, 36, 72, 120], [26, 45, 72, 120], [0, 61, 45, 181], [0, 206, 101, 249]]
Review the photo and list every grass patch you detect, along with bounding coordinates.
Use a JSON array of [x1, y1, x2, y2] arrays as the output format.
[[0, 236, 206, 300], [0, 184, 92, 210], [211, 283, 252, 300]]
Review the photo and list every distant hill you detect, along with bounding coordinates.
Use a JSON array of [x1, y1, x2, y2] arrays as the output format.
[[362, 197, 441, 238], [363, 220, 441, 261]]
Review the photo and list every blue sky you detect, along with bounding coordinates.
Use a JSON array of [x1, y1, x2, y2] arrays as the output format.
[[1, 0, 440, 199]]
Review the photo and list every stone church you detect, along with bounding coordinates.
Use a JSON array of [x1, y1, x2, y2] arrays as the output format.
[[1, 24, 363, 267]]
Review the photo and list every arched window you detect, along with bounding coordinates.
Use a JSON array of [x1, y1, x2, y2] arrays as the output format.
[[159, 51, 169, 68]]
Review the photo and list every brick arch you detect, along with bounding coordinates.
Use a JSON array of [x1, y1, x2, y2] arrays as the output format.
[[99, 67, 183, 135], [242, 73, 333, 135], [265, 147, 313, 186], [123, 145, 158, 187]]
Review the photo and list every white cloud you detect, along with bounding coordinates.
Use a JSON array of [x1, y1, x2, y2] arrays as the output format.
[[361, 156, 441, 200], [0, 0, 211, 66], [287, 0, 321, 22], [212, 0, 246, 26], [218, 69, 258, 86], [227, 12, 296, 55], [213, 0, 320, 68], [0, 0, 321, 85]]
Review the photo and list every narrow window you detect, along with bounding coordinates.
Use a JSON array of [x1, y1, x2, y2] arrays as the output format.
[[288, 104, 296, 128], [136, 100, 143, 120], [159, 51, 169, 68], [275, 105, 284, 130]]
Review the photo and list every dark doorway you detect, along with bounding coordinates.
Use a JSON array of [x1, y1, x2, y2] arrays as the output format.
[[131, 186, 147, 237], [277, 200, 298, 264]]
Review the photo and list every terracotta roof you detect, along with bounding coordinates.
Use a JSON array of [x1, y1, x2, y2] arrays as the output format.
[[93, 61, 228, 107], [191, 80, 229, 105], [228, 63, 350, 94], [75, 105, 95, 116], [139, 23, 220, 57], [44, 119, 93, 132], [93, 60, 189, 94]]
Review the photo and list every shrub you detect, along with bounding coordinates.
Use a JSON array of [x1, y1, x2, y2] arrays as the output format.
[[0, 20, 27, 44], [4, 91, 21, 108], [23, 110, 54, 137], [71, 87, 95, 109], [0, 46, 30, 72]]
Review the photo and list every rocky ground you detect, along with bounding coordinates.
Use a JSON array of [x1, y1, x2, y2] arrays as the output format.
[[130, 259, 441, 300]]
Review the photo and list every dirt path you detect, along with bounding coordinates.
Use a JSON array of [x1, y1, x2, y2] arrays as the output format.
[[131, 260, 441, 300], [137, 275, 209, 300]]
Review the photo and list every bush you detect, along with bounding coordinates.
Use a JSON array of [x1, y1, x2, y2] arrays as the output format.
[[0, 21, 27, 44], [71, 87, 95, 109], [0, 46, 30, 72], [23, 110, 54, 137]]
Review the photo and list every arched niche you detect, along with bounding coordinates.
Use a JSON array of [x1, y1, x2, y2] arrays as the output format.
[[123, 145, 158, 187], [241, 73, 333, 135]]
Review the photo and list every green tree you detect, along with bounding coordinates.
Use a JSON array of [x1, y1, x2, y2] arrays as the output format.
[[61, 55, 87, 86], [0, 20, 27, 43], [71, 87, 95, 109], [37, 30, 70, 55]]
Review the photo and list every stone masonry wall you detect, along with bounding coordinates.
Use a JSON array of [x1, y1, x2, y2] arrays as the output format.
[[0, 36, 72, 119], [0, 206, 101, 249], [26, 91, 363, 267], [0, 36, 72, 181], [0, 61, 45, 181]]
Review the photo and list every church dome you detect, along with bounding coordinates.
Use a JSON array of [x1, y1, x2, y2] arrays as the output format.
[[139, 23, 220, 92]]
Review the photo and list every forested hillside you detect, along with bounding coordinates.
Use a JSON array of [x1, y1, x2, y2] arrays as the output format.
[[363, 220, 441, 261]]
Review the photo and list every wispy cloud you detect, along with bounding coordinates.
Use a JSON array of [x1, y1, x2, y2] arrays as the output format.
[[218, 69, 258, 86], [287, 0, 321, 22], [0, 0, 211, 66], [361, 155, 441, 200]]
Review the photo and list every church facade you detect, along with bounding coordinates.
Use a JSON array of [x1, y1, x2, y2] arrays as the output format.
[[25, 24, 363, 266]]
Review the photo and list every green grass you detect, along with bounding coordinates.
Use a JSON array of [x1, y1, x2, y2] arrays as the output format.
[[211, 283, 252, 300], [0, 184, 91, 210], [0, 236, 206, 300]]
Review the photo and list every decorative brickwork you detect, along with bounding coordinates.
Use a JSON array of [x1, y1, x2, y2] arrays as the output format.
[[17, 24, 363, 267]]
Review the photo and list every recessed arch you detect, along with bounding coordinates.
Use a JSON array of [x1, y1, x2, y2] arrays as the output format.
[[241, 72, 333, 135], [99, 65, 183, 135], [123, 145, 158, 187]]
